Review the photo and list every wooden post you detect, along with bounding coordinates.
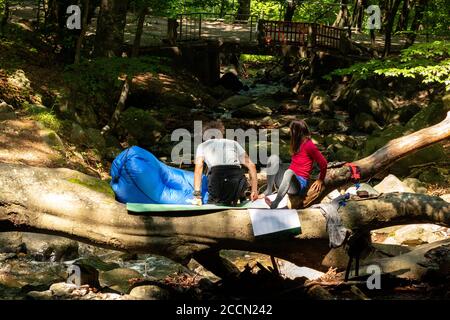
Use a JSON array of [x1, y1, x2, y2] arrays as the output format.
[[199, 13, 202, 39], [167, 18, 178, 45]]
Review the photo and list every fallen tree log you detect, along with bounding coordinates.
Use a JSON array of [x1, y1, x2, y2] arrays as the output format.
[[0, 112, 449, 279], [0, 162, 448, 273], [302, 111, 450, 206]]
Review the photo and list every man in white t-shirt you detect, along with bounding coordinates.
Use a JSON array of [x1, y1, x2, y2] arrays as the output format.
[[193, 121, 259, 206]]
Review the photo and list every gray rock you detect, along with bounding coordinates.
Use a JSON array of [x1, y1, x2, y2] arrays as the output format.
[[129, 285, 170, 300], [417, 167, 447, 185], [318, 118, 348, 134], [74, 103, 98, 128], [374, 174, 415, 193], [0, 232, 26, 253], [354, 112, 382, 133], [397, 103, 421, 124], [21, 233, 79, 262], [85, 128, 106, 150], [50, 282, 78, 297], [39, 129, 65, 151], [403, 178, 428, 194], [277, 260, 324, 281], [254, 98, 280, 112], [349, 88, 395, 124], [220, 95, 254, 110], [233, 103, 272, 118], [325, 133, 358, 149], [382, 224, 449, 246], [405, 101, 448, 132], [74, 256, 120, 272], [334, 145, 357, 162], [99, 268, 143, 294], [27, 290, 53, 300], [70, 123, 87, 145], [309, 90, 334, 114]]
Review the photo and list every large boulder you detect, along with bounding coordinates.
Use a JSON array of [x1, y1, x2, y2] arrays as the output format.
[[318, 118, 348, 134], [325, 134, 359, 149], [70, 123, 87, 145], [309, 90, 334, 114], [99, 268, 143, 294], [129, 285, 170, 300], [0, 233, 78, 261], [405, 101, 449, 132], [348, 88, 395, 125], [382, 224, 449, 247], [334, 145, 358, 162], [396, 103, 421, 124], [374, 174, 415, 193], [233, 103, 273, 118], [354, 112, 382, 133], [219, 95, 254, 110], [402, 178, 428, 194]]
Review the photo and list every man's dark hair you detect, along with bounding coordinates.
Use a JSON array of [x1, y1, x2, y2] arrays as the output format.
[[203, 120, 225, 137]]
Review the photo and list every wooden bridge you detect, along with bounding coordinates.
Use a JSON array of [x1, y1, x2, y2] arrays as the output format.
[[166, 13, 349, 54], [132, 13, 352, 85]]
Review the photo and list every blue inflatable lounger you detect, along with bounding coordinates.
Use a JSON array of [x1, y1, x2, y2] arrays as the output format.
[[111, 146, 264, 213]]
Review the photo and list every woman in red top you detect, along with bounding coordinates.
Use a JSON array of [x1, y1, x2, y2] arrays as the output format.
[[263, 120, 328, 209]]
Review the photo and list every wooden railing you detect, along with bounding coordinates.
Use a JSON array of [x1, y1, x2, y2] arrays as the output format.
[[258, 20, 347, 51], [175, 13, 259, 43]]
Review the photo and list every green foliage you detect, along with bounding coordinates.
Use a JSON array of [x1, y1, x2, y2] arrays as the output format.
[[241, 54, 275, 63], [252, 1, 282, 20], [64, 56, 171, 96], [24, 103, 62, 132], [326, 41, 450, 90], [119, 107, 163, 142]]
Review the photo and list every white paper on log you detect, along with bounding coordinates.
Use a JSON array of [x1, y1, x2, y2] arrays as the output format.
[[248, 209, 301, 237]]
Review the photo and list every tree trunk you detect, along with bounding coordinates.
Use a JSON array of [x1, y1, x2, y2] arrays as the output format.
[[405, 0, 427, 47], [0, 113, 449, 272], [303, 111, 450, 206], [74, 0, 90, 64], [396, 0, 410, 32], [1, 0, 10, 35], [235, 0, 251, 21], [383, 0, 402, 57], [94, 0, 129, 57], [284, 1, 297, 22], [351, 0, 366, 32], [333, 0, 350, 28], [131, 6, 148, 58], [0, 166, 448, 269], [219, 0, 227, 18], [101, 75, 131, 136]]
